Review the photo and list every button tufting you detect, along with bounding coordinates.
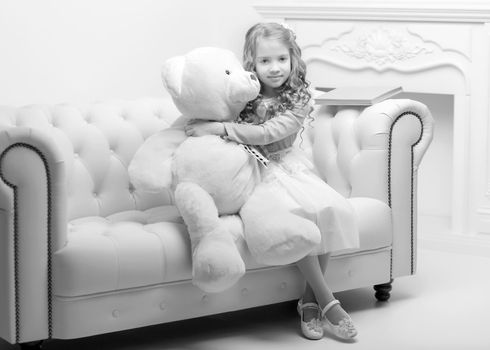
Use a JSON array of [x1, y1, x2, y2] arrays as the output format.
[[280, 282, 287, 289], [348, 270, 353, 277], [84, 113, 92, 123], [241, 288, 249, 296], [159, 302, 166, 311], [201, 295, 209, 303], [112, 310, 120, 318]]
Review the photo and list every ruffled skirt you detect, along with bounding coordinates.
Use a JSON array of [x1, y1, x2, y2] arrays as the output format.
[[260, 148, 360, 255]]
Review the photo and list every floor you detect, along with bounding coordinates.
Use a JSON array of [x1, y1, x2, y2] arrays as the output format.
[[1, 249, 489, 350]]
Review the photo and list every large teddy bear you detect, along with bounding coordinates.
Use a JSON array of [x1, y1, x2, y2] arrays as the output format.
[[129, 47, 321, 293]]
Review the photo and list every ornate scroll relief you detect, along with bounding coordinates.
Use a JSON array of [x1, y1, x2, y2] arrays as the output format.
[[331, 26, 433, 66], [303, 24, 469, 78]]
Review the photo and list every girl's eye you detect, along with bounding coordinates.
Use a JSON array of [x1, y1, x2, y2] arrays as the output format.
[[225, 70, 231, 75]]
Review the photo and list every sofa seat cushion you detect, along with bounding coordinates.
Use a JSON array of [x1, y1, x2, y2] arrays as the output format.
[[53, 206, 192, 297], [53, 198, 391, 297], [338, 197, 393, 255]]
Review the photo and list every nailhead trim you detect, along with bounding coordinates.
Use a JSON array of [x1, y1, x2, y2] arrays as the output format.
[[0, 143, 53, 343], [388, 112, 424, 278]]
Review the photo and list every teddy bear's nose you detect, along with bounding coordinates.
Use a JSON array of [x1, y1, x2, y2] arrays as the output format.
[[250, 74, 257, 81]]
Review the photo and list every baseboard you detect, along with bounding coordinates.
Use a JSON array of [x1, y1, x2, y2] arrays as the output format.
[[418, 213, 490, 257], [419, 232, 490, 257]]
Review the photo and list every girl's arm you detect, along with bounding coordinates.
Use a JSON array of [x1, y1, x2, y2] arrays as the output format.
[[184, 107, 307, 145], [223, 110, 304, 145], [184, 120, 225, 137]]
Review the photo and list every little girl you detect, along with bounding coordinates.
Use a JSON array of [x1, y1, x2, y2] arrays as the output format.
[[184, 22, 360, 341]]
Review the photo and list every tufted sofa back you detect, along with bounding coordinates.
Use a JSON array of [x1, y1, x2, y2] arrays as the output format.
[[0, 96, 429, 220], [303, 105, 368, 199], [0, 98, 181, 220], [301, 99, 430, 205]]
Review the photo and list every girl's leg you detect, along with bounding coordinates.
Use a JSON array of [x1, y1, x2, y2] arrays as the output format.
[[303, 253, 330, 298], [297, 254, 352, 325], [297, 255, 334, 306], [300, 253, 330, 321], [318, 253, 330, 272]]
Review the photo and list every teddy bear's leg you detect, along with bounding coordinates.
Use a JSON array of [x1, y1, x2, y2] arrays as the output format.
[[175, 181, 246, 293], [240, 184, 322, 266]]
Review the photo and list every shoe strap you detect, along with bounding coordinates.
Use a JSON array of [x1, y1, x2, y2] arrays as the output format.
[[299, 302, 320, 311], [321, 299, 340, 318]]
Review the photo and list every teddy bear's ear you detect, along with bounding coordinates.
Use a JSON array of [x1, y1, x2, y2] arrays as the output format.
[[162, 55, 185, 97]]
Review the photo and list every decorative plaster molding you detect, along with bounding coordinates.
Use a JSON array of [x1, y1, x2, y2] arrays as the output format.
[[301, 25, 468, 81], [254, 1, 490, 23], [405, 28, 471, 62], [304, 55, 468, 86], [330, 26, 433, 66]]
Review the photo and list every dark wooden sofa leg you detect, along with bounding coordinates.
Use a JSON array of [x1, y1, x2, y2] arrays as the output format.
[[374, 279, 394, 301], [18, 340, 44, 350]]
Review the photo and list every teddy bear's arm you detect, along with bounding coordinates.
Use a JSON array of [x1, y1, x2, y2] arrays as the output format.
[[128, 126, 187, 192]]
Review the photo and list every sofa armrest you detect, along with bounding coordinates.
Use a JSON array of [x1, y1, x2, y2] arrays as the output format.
[[311, 98, 434, 278], [0, 126, 68, 344], [356, 99, 434, 192], [357, 99, 433, 278]]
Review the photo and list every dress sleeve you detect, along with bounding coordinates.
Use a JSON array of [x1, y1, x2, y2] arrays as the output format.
[[223, 105, 308, 145]]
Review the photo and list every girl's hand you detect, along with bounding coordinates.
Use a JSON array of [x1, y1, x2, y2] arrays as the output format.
[[184, 120, 225, 137]]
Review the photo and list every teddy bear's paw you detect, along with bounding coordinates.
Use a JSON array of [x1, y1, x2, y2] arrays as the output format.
[[192, 234, 246, 293], [192, 264, 245, 293]]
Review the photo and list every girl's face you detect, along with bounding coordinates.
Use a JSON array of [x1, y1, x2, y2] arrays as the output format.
[[254, 37, 291, 97]]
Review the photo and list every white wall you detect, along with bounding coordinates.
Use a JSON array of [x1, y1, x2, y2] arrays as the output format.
[[397, 93, 453, 223], [0, 0, 456, 225], [0, 0, 262, 106]]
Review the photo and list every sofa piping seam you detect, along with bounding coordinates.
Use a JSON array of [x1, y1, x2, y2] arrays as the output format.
[[0, 143, 54, 343], [388, 111, 424, 278]]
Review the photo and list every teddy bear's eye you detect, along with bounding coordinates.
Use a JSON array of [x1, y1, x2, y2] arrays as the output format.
[[225, 70, 231, 75]]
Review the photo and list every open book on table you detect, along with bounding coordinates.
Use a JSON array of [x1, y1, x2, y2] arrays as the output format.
[[314, 86, 403, 106]]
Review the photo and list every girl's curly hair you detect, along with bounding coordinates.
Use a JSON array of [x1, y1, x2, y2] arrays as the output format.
[[239, 22, 311, 123]]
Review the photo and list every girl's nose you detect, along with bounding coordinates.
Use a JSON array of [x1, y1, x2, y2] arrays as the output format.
[[270, 64, 280, 73]]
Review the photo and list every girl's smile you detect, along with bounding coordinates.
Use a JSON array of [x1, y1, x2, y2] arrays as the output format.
[[268, 75, 284, 81]]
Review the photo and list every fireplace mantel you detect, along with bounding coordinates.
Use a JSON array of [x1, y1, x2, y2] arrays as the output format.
[[254, 0, 490, 23], [255, 0, 490, 255]]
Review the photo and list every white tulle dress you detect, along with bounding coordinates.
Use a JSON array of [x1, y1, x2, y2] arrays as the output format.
[[223, 98, 360, 255]]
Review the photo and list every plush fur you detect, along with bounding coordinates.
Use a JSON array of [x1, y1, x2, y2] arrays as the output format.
[[129, 47, 320, 293]]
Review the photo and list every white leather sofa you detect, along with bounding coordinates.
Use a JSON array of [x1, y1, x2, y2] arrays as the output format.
[[0, 96, 433, 349]]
